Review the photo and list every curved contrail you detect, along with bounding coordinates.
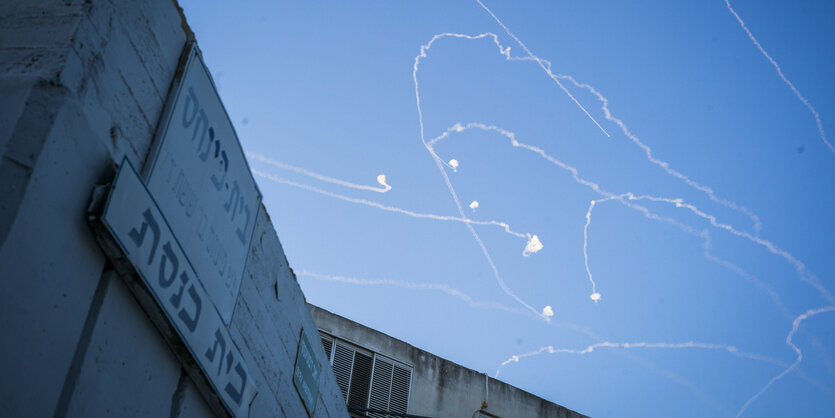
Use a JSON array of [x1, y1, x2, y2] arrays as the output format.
[[246, 151, 391, 193], [735, 306, 835, 417], [495, 340, 786, 379], [429, 122, 830, 305], [474, 0, 610, 137], [552, 73, 765, 237], [724, 0, 832, 156], [251, 169, 535, 241], [295, 270, 526, 315], [414, 33, 549, 321]]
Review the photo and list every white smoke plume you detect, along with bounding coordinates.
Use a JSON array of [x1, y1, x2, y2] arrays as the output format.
[[247, 151, 392, 193]]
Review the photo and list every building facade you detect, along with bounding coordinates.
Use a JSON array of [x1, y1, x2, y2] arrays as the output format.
[[310, 305, 588, 418], [1, 2, 589, 417], [0, 1, 347, 416]]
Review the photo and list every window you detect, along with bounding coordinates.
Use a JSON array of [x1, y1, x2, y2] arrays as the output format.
[[368, 356, 412, 418], [320, 333, 413, 418]]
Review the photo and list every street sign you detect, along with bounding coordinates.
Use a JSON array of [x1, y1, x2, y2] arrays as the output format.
[[293, 330, 321, 417], [99, 159, 257, 417], [144, 42, 261, 324]]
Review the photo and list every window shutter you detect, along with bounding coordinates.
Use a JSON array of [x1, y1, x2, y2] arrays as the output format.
[[333, 343, 355, 402], [389, 364, 411, 415], [321, 337, 333, 362], [348, 351, 373, 408], [317, 332, 412, 417], [368, 358, 394, 418], [367, 356, 412, 417]]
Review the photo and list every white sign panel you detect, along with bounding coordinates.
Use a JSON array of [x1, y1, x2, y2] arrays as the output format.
[[145, 43, 261, 324], [102, 160, 257, 416]]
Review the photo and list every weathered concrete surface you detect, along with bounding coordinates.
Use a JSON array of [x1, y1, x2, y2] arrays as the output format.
[[0, 1, 347, 417], [311, 304, 589, 418]]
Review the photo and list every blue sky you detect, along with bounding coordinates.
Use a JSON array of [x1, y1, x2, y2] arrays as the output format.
[[181, 1, 835, 416]]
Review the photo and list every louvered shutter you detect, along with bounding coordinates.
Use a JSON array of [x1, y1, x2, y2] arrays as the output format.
[[321, 337, 333, 362], [318, 333, 412, 416], [348, 351, 373, 408], [333, 343, 355, 402], [367, 356, 412, 417], [368, 358, 393, 418], [389, 364, 411, 415]]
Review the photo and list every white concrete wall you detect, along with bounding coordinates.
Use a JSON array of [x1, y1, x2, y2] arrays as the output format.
[[310, 305, 588, 418], [0, 1, 347, 417]]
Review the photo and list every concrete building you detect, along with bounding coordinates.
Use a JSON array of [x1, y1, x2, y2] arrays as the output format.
[[1, 1, 587, 417], [310, 305, 588, 418], [0, 1, 347, 417]]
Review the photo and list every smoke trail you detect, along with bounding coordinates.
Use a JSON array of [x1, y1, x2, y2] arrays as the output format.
[[296, 268, 755, 404], [295, 270, 527, 315], [303, 264, 740, 412], [500, 322, 834, 411], [552, 73, 765, 237], [304, 263, 741, 412], [430, 3, 766, 239], [252, 169, 536, 241], [414, 35, 551, 322], [554, 322, 739, 415], [583, 197, 616, 303], [701, 234, 791, 318], [735, 306, 835, 417], [587, 193, 835, 403], [427, 122, 613, 198], [479, 0, 831, 228], [495, 341, 786, 378], [429, 122, 817, 308], [304, 264, 740, 408], [583, 193, 820, 312], [410, 11, 832, 411], [473, 0, 610, 137], [431, 122, 761, 250], [246, 151, 392, 193], [723, 0, 832, 156], [622, 193, 834, 304], [415, 32, 530, 158]]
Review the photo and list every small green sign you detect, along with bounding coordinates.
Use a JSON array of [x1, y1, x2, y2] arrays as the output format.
[[293, 330, 321, 416]]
